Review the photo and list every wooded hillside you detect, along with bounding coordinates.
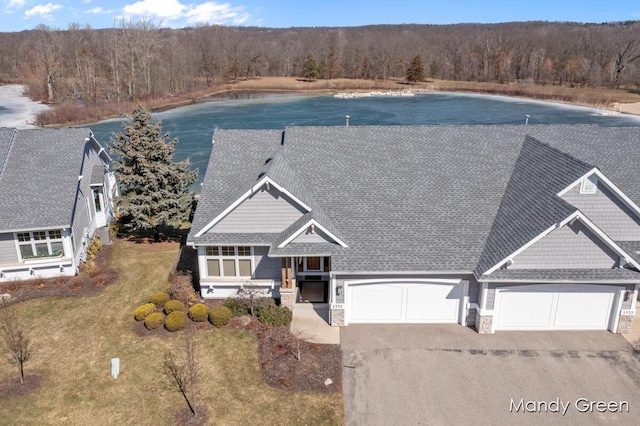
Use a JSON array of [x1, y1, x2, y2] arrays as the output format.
[[1, 21, 639, 107]]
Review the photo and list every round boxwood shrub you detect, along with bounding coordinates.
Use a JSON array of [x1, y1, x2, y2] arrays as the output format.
[[189, 303, 209, 322], [149, 291, 170, 307], [165, 311, 188, 332], [256, 305, 292, 327], [134, 303, 157, 321], [223, 297, 249, 317], [144, 312, 165, 329], [164, 299, 185, 315], [209, 305, 232, 327]]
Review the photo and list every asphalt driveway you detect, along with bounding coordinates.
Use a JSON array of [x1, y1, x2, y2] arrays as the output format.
[[341, 324, 640, 425]]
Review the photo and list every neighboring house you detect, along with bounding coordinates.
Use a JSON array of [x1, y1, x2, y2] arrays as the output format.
[[0, 128, 116, 281], [187, 125, 640, 334]]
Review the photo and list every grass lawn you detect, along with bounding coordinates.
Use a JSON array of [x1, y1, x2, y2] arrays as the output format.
[[0, 240, 343, 425]]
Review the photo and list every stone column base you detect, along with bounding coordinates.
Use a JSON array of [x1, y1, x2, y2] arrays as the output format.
[[280, 288, 295, 310], [616, 315, 634, 334], [475, 311, 493, 334], [330, 304, 345, 326]]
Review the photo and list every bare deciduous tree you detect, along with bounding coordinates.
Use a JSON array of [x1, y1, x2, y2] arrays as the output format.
[[163, 332, 199, 416], [0, 301, 32, 384]]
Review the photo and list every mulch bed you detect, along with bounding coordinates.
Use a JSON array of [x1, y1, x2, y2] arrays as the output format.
[[0, 374, 42, 399], [0, 240, 118, 305]]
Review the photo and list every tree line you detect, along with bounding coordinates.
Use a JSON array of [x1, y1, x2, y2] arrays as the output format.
[[1, 20, 639, 106]]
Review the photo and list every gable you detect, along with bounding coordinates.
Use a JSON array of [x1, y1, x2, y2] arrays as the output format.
[[288, 225, 339, 245], [509, 221, 620, 270], [207, 185, 306, 234], [561, 177, 640, 241]]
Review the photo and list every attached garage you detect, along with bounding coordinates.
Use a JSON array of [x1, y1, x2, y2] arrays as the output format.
[[345, 279, 467, 324], [493, 284, 622, 332]]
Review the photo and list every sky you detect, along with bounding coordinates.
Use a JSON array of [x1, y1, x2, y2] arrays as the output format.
[[1, 0, 639, 32]]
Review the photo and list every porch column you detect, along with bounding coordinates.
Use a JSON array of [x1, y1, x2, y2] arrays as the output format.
[[280, 257, 295, 309]]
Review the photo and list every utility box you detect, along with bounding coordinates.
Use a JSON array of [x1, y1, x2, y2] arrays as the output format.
[[97, 227, 111, 245]]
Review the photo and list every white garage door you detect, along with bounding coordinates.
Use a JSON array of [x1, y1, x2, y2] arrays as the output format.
[[346, 280, 465, 324], [495, 284, 620, 331]]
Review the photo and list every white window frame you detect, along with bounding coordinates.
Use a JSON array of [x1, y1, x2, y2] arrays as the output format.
[[205, 246, 253, 278], [15, 229, 65, 261], [580, 175, 598, 194]]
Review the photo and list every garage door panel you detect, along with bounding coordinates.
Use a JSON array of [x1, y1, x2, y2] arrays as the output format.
[[406, 284, 460, 321], [495, 284, 618, 331], [497, 292, 555, 328], [348, 280, 464, 324], [350, 284, 404, 322], [554, 292, 613, 329]]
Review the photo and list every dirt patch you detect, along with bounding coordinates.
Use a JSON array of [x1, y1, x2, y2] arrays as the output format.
[[173, 405, 210, 426], [0, 241, 117, 305], [0, 374, 42, 399]]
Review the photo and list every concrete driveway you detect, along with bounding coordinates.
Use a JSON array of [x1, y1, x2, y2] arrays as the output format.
[[341, 324, 640, 425]]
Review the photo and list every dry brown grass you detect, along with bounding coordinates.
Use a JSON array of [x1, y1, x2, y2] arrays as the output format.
[[0, 240, 343, 425]]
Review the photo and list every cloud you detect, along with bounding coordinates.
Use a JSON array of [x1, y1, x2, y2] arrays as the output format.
[[84, 6, 114, 15], [24, 3, 63, 18], [5, 0, 27, 9], [122, 0, 249, 26]]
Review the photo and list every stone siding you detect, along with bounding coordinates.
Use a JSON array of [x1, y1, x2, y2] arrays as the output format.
[[616, 315, 634, 334], [330, 308, 345, 327], [280, 289, 295, 309], [475, 312, 493, 334]]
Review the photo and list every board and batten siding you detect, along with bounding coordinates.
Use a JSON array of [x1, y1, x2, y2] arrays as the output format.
[[510, 221, 619, 269], [561, 183, 640, 241], [0, 232, 18, 263], [252, 246, 282, 280], [208, 187, 305, 233], [70, 141, 106, 265]]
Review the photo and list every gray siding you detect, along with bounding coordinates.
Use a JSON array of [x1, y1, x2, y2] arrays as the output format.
[[511, 221, 619, 269], [209, 187, 305, 233], [0, 232, 18, 263], [71, 142, 106, 263], [561, 183, 640, 241], [291, 227, 334, 244], [253, 246, 282, 280]]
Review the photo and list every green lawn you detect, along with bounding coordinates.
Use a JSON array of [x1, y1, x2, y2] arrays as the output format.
[[0, 240, 343, 425]]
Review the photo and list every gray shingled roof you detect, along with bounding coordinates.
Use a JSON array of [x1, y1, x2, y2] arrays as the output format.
[[478, 268, 640, 283], [0, 127, 92, 232], [188, 125, 640, 276]]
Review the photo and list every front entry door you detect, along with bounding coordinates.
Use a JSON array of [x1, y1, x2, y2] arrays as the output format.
[[299, 280, 328, 303]]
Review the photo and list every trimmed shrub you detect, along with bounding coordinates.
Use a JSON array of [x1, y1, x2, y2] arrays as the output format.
[[209, 305, 232, 327], [256, 297, 276, 311], [164, 299, 185, 314], [256, 305, 292, 327], [223, 297, 249, 317], [165, 311, 188, 332], [189, 303, 209, 322], [169, 273, 198, 306], [149, 291, 170, 307], [134, 303, 157, 321], [144, 312, 165, 329]]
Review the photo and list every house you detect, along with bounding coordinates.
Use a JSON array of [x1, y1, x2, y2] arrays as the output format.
[[187, 125, 640, 334], [0, 128, 116, 281]]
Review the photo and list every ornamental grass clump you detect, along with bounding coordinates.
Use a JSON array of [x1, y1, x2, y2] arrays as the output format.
[[144, 312, 165, 329], [209, 306, 232, 327], [188, 303, 209, 322], [164, 299, 185, 315], [149, 291, 170, 307], [134, 303, 157, 321], [165, 311, 188, 332]]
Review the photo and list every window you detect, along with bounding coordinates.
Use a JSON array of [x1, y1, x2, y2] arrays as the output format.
[[17, 230, 65, 260], [93, 189, 103, 213], [580, 175, 598, 194], [205, 246, 252, 278]]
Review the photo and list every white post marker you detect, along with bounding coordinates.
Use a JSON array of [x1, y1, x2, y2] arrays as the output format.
[[111, 358, 120, 379]]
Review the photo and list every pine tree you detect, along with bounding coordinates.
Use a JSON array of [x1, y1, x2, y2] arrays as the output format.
[[110, 105, 198, 235], [302, 53, 320, 82], [406, 54, 426, 84]]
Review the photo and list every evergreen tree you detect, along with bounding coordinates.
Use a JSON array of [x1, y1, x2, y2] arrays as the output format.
[[302, 53, 320, 82], [110, 105, 198, 235], [406, 54, 426, 84]]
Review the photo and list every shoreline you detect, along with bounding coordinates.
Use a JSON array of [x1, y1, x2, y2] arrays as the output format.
[[4, 78, 640, 127]]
